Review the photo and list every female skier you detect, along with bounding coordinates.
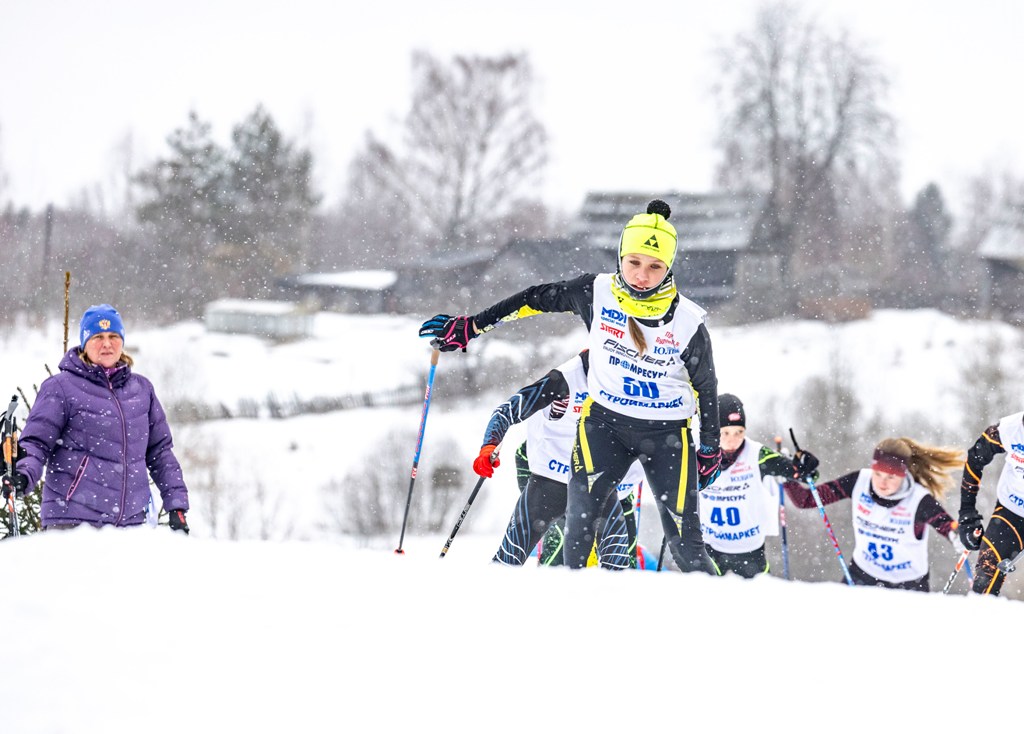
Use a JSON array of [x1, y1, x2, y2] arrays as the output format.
[[421, 200, 721, 572], [700, 393, 818, 577], [783, 437, 962, 591]]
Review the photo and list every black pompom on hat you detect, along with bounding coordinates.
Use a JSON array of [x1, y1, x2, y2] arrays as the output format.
[[647, 199, 671, 218]]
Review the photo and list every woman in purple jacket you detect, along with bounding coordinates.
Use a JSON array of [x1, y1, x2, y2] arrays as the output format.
[[2, 305, 190, 531]]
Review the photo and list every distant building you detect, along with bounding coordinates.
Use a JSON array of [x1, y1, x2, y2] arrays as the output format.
[[204, 299, 313, 340], [392, 237, 612, 313], [279, 190, 774, 316], [277, 270, 398, 313], [570, 191, 774, 306], [977, 211, 1024, 321]]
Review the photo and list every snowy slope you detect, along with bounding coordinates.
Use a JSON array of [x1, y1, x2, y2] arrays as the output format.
[[3, 527, 1019, 734]]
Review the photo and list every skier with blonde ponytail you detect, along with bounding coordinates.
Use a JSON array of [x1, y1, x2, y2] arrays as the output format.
[[419, 200, 722, 573], [783, 437, 964, 591]]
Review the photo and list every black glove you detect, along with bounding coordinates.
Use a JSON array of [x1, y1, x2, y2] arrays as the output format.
[[1, 471, 29, 499], [792, 450, 819, 480], [168, 509, 190, 535], [957, 509, 984, 551], [696, 445, 723, 490], [418, 314, 478, 352]]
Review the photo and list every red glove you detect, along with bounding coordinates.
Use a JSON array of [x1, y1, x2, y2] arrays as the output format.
[[473, 445, 500, 478]]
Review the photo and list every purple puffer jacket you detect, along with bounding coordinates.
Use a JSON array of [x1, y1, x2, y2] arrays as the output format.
[[17, 349, 189, 528]]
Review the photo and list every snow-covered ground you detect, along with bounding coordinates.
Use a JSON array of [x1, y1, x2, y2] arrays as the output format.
[[3, 526, 1018, 733]]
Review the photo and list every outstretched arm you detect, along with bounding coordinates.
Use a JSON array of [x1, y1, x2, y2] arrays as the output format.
[[420, 274, 598, 352], [472, 274, 597, 332], [783, 472, 858, 508], [916, 494, 956, 541], [480, 369, 571, 448]]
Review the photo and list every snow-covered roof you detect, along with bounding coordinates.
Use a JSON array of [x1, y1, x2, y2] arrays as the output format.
[[571, 191, 768, 252], [978, 219, 1024, 261], [205, 299, 304, 315], [295, 270, 398, 290]]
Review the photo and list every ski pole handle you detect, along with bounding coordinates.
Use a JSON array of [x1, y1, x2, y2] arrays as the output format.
[[2, 395, 18, 478], [9, 421, 17, 473]]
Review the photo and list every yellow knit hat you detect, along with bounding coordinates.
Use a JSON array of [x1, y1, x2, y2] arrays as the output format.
[[618, 200, 678, 269]]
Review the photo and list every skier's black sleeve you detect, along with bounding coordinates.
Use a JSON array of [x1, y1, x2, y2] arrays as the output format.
[[680, 323, 719, 448], [962, 421, 1003, 483], [758, 444, 797, 480], [964, 424, 1004, 483], [961, 424, 1003, 512], [480, 369, 571, 448], [916, 493, 956, 541], [783, 471, 858, 508], [472, 274, 597, 333]]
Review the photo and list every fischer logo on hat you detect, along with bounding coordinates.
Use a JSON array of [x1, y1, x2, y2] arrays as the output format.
[[80, 304, 126, 349]]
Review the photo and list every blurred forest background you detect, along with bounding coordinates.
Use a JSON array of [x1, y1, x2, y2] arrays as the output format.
[[2, 2, 1021, 326]]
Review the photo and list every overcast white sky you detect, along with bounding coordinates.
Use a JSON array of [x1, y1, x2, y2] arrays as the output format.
[[2, 0, 1022, 217]]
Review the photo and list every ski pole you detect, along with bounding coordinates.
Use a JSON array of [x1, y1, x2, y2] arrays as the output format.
[[775, 435, 790, 580], [997, 546, 1024, 574], [790, 428, 854, 587], [395, 349, 441, 555], [942, 527, 982, 594], [656, 535, 667, 571], [633, 478, 643, 569], [942, 547, 974, 594], [439, 477, 486, 559], [439, 445, 500, 559], [2, 395, 20, 538]]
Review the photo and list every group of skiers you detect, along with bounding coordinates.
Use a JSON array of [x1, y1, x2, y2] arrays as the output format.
[[2, 199, 1021, 599], [418, 199, 1024, 596]]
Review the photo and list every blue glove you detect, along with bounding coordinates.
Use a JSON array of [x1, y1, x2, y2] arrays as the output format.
[[418, 314, 478, 353]]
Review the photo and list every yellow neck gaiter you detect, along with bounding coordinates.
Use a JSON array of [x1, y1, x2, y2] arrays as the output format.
[[611, 273, 677, 320]]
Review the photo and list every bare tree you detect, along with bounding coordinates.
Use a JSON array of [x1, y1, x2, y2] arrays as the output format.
[[884, 183, 954, 308], [345, 51, 548, 257], [713, 1, 897, 308], [325, 428, 467, 539]]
